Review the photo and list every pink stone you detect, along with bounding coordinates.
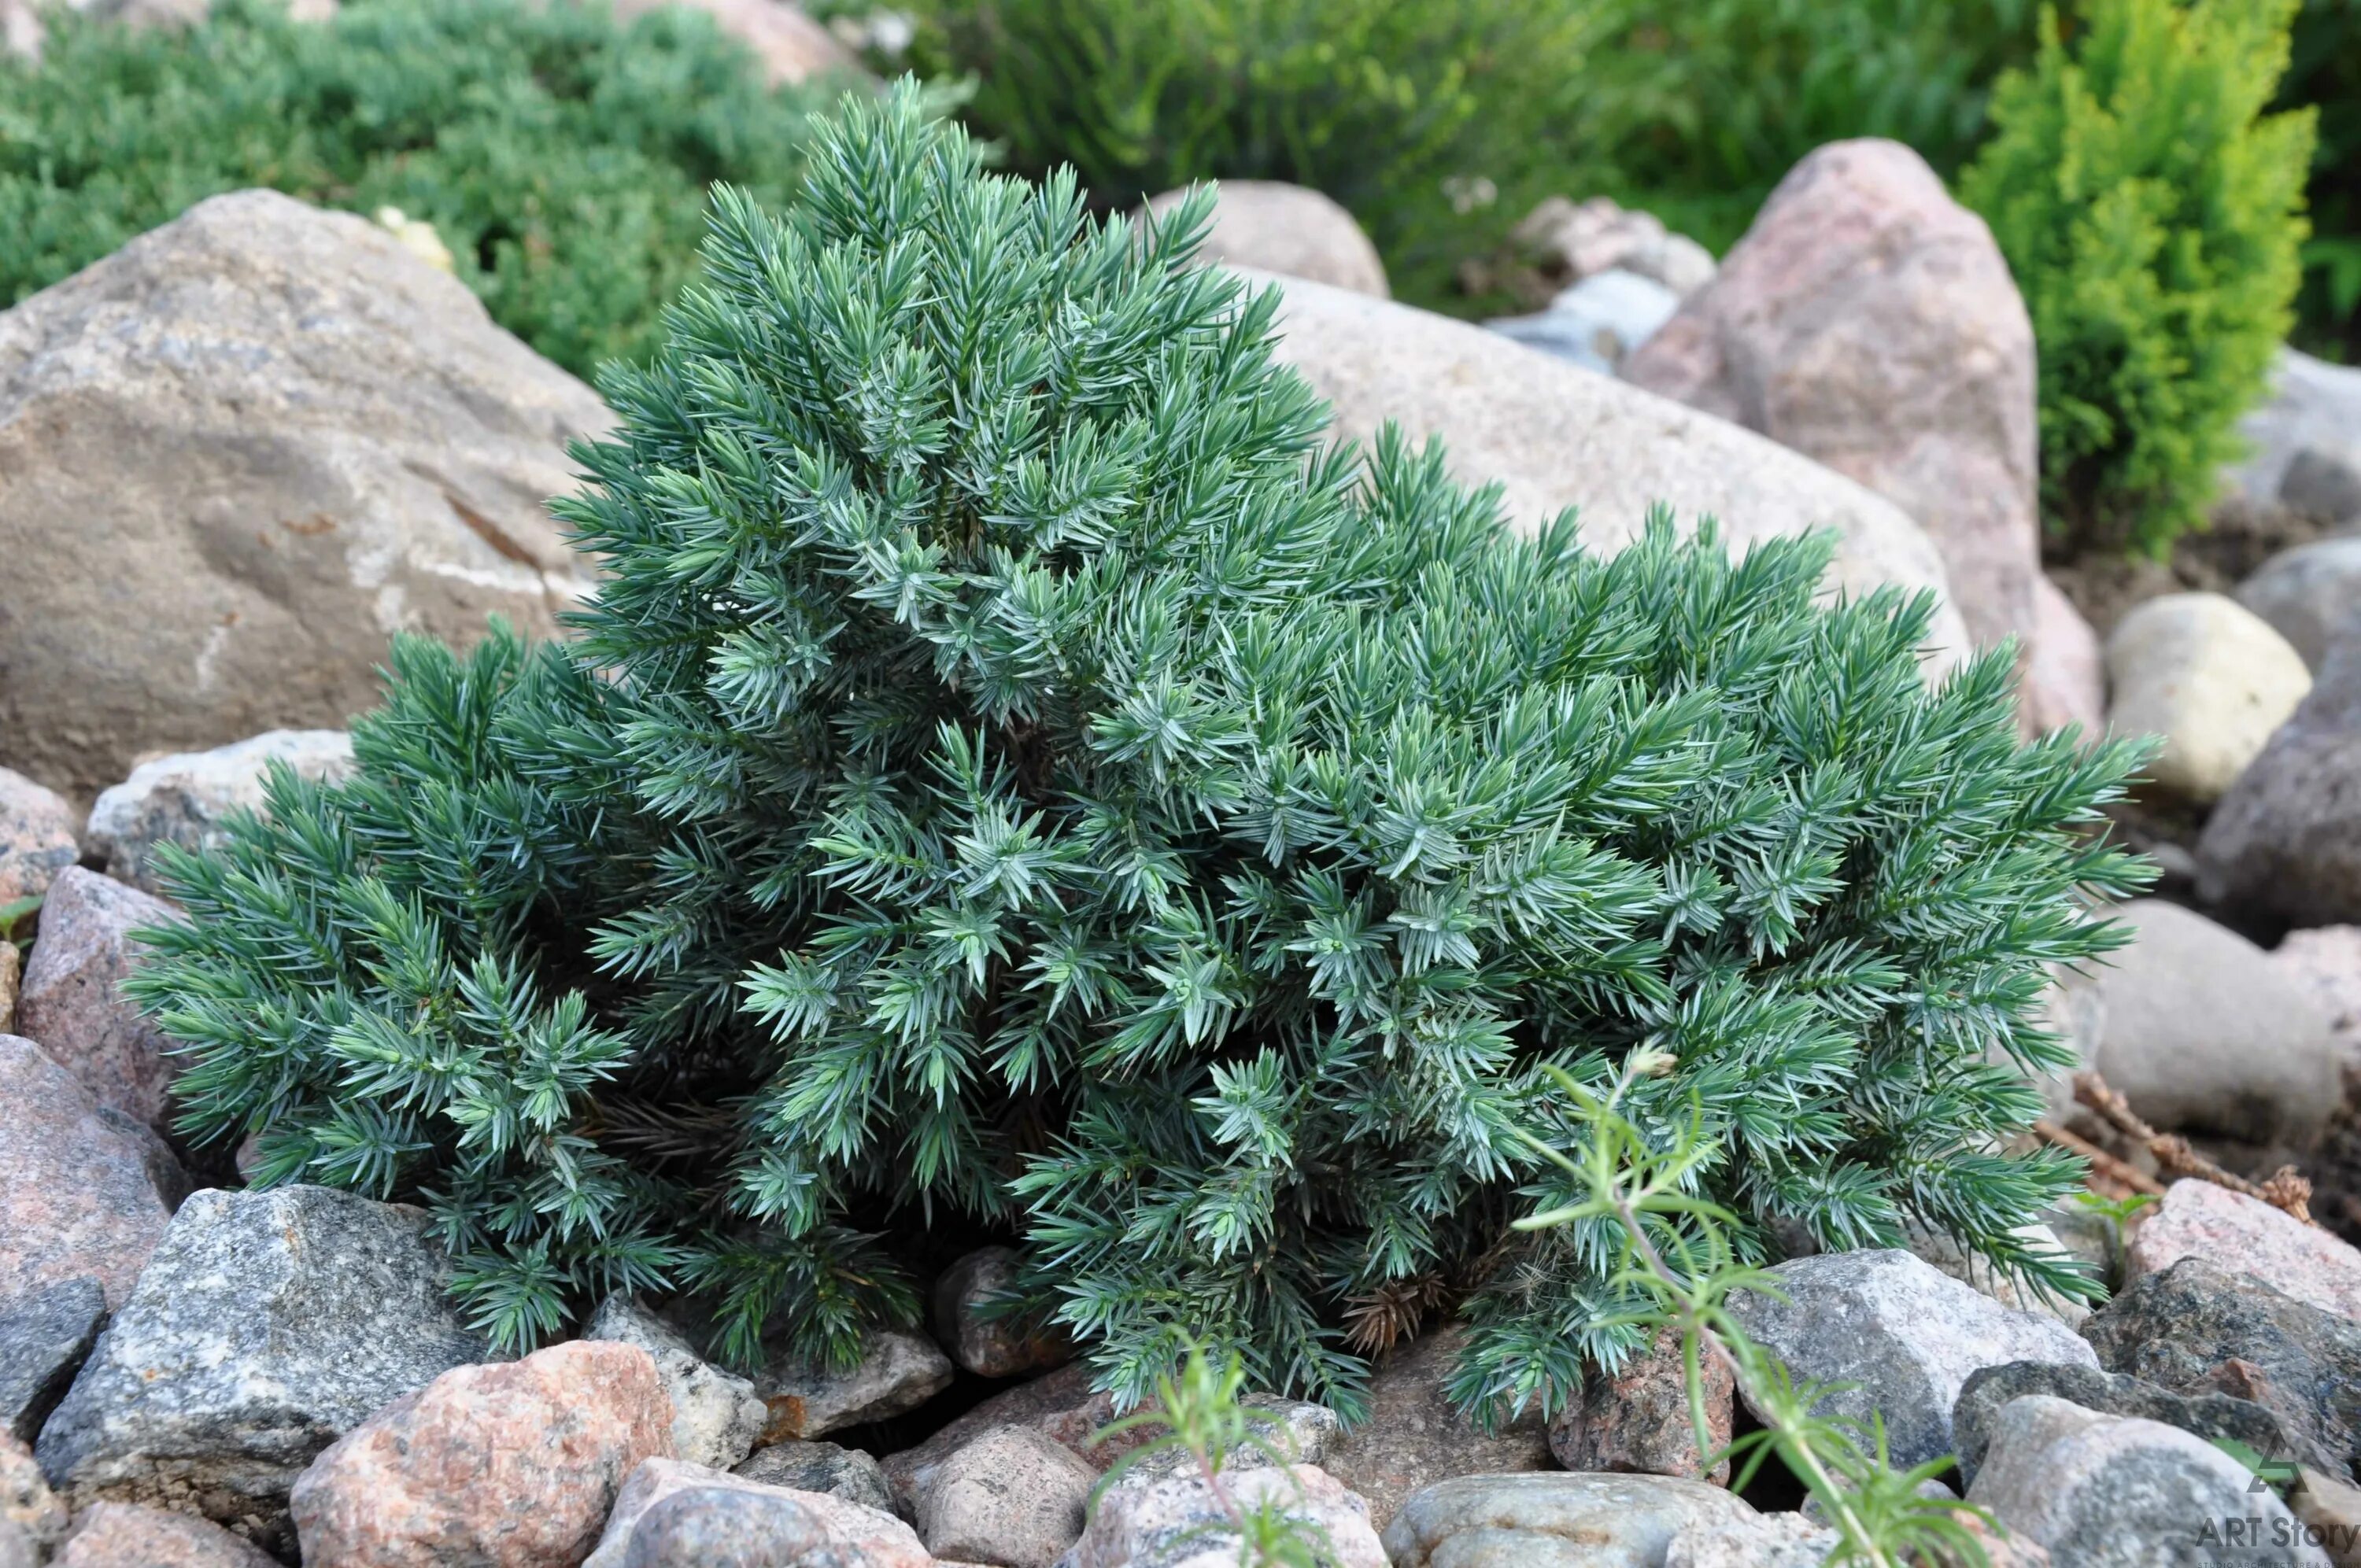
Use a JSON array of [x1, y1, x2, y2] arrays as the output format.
[[288, 1341, 673, 1568], [1625, 139, 2040, 662], [16, 868, 182, 1130], [1548, 1325, 1734, 1484], [0, 768, 77, 906], [54, 1503, 276, 1568], [2128, 1179, 2361, 1324], [2023, 577, 2105, 737], [0, 1035, 176, 1309]]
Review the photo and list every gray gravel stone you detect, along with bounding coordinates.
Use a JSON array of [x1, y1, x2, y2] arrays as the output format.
[[586, 1294, 768, 1471], [918, 1424, 1095, 1568], [2239, 535, 2361, 671], [2200, 631, 2361, 932], [1380, 1472, 1756, 1568], [750, 1326, 951, 1443], [621, 1485, 834, 1568], [0, 1277, 105, 1444], [1727, 1247, 2099, 1470], [84, 731, 354, 895], [1968, 1395, 2330, 1566], [2082, 1257, 2361, 1477], [733, 1441, 894, 1515], [35, 1185, 487, 1536], [1953, 1359, 2330, 1486]]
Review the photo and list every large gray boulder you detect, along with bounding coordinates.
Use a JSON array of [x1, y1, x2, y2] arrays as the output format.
[[1249, 270, 1975, 670], [35, 1186, 488, 1537], [1625, 140, 2040, 661], [0, 189, 605, 802], [1725, 1248, 2098, 1471], [2200, 635, 2361, 932], [2084, 899, 2341, 1145]]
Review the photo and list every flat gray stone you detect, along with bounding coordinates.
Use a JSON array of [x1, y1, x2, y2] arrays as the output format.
[[1727, 1248, 2099, 1470], [1380, 1472, 1757, 1568], [35, 1185, 487, 1534]]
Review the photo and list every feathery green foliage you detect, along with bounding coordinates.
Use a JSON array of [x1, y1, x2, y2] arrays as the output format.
[[130, 84, 2150, 1421], [1569, 0, 2038, 255], [0, 0, 834, 378], [901, 0, 1605, 308], [1515, 1055, 2014, 1568], [1961, 0, 2315, 556]]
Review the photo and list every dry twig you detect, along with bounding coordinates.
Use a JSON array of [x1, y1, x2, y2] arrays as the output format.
[[2071, 1071, 2314, 1224]]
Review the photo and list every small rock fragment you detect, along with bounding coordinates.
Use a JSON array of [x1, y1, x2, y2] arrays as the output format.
[[2128, 1180, 2361, 1324], [583, 1456, 929, 1568], [916, 1425, 1094, 1568], [54, 1502, 278, 1568], [586, 1295, 768, 1471], [1548, 1325, 1733, 1483], [0, 769, 77, 906], [1072, 1463, 1385, 1568], [751, 1326, 951, 1444], [2105, 592, 2311, 804], [1381, 1472, 1756, 1568], [0, 1433, 67, 1553], [733, 1440, 893, 1514], [84, 731, 354, 895], [931, 1247, 1070, 1380], [0, 1277, 106, 1444], [1140, 182, 1389, 299], [2293, 1467, 2361, 1568]]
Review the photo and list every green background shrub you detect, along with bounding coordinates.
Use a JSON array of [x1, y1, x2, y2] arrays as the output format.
[[1961, 0, 2315, 556], [902, 0, 1605, 309], [0, 0, 833, 378], [1568, 0, 2039, 254], [133, 89, 2147, 1418], [2282, 0, 2361, 360]]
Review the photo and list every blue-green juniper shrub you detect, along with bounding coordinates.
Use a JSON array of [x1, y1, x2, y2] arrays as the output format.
[[127, 83, 2152, 1425]]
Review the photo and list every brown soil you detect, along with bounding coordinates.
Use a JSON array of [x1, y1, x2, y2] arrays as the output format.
[[2045, 500, 2345, 640]]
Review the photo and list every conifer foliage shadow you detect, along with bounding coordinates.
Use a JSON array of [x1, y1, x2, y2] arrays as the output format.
[[128, 82, 2152, 1423]]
